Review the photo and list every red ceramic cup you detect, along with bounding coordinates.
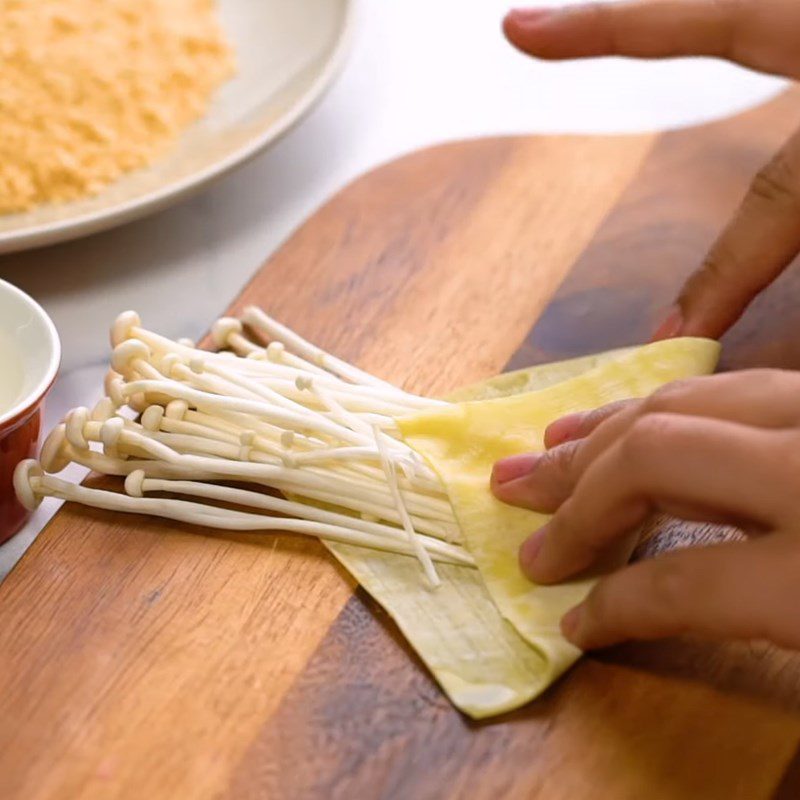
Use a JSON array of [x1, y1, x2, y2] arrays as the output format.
[[0, 279, 60, 544]]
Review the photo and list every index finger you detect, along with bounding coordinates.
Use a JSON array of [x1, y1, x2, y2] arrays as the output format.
[[524, 415, 787, 584], [503, 0, 797, 77]]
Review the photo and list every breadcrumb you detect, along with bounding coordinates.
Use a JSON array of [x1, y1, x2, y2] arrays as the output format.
[[0, 0, 235, 214]]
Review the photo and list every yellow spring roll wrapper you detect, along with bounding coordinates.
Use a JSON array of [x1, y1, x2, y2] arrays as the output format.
[[330, 338, 720, 718]]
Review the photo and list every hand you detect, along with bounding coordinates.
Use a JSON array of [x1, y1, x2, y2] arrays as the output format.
[[491, 370, 800, 651], [504, 0, 800, 340]]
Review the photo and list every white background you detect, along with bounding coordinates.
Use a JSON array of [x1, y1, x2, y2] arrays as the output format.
[[0, 0, 785, 577]]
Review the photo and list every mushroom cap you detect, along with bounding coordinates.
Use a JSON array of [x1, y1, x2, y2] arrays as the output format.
[[40, 424, 73, 473], [210, 317, 242, 349], [65, 406, 90, 449], [124, 469, 146, 498], [104, 371, 126, 407], [13, 459, 44, 511], [165, 400, 189, 420], [111, 339, 150, 377], [141, 405, 165, 432], [91, 397, 116, 422], [110, 311, 142, 348]]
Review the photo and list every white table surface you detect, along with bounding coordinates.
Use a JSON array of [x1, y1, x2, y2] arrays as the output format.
[[0, 0, 785, 580]]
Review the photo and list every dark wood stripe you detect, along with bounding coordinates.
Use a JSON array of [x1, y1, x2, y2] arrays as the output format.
[[230, 592, 799, 800], [509, 89, 800, 372], [773, 745, 800, 800]]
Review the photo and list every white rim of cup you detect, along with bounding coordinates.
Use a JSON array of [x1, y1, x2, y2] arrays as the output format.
[[0, 279, 61, 428]]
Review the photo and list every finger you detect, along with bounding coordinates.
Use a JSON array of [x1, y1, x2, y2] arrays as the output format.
[[561, 534, 800, 650], [492, 440, 582, 511], [503, 371, 800, 513], [503, 1, 738, 60], [544, 399, 633, 448], [562, 370, 800, 479], [658, 127, 800, 339], [503, 1, 800, 77], [524, 415, 790, 584]]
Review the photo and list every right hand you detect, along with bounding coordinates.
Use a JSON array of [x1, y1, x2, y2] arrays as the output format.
[[504, 0, 800, 340], [491, 369, 800, 653]]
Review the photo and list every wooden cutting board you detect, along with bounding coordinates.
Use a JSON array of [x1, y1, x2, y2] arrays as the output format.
[[2, 88, 800, 800]]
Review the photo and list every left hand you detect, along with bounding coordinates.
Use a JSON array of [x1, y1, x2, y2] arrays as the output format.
[[490, 370, 800, 652], [503, 0, 800, 342]]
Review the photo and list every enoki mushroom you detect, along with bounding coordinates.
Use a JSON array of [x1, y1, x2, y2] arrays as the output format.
[[15, 308, 473, 587]]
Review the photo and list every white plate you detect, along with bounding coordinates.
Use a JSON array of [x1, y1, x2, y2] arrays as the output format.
[[0, 0, 353, 255]]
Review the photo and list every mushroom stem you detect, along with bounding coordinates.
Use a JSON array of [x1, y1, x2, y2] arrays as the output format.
[[17, 466, 473, 567], [242, 306, 443, 409], [128, 473, 470, 565], [23, 307, 465, 586]]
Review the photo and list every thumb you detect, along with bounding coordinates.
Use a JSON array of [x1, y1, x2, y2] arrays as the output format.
[[655, 126, 800, 340], [562, 535, 800, 650]]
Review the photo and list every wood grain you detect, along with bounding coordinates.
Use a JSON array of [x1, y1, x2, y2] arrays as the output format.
[[232, 591, 799, 800], [2, 88, 800, 799]]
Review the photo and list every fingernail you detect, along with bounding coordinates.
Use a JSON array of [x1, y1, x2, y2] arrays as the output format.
[[507, 8, 554, 25], [492, 453, 540, 485], [651, 305, 684, 342], [519, 525, 547, 575], [544, 413, 584, 448], [560, 604, 583, 643]]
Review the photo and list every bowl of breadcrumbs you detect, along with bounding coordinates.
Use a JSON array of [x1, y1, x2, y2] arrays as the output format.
[[0, 0, 352, 253]]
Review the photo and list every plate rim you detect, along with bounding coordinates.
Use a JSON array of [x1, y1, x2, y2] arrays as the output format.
[[0, 0, 355, 256]]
